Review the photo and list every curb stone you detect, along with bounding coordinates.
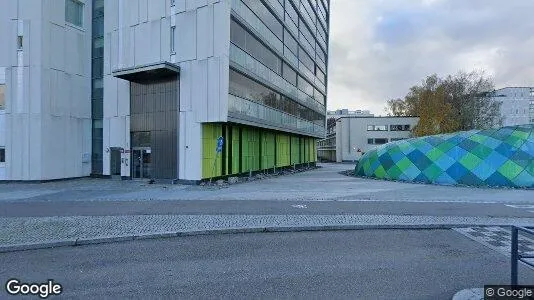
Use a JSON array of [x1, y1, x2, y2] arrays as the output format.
[[0, 223, 518, 253]]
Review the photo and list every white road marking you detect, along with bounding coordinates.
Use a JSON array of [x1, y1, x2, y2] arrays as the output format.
[[505, 205, 534, 209], [291, 204, 307, 209]]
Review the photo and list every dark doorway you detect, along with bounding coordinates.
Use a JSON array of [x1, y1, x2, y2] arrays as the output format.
[[110, 147, 122, 178], [130, 76, 179, 180]]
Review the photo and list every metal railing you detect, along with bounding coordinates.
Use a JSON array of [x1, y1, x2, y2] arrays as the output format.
[[511, 226, 534, 285], [228, 94, 325, 136]]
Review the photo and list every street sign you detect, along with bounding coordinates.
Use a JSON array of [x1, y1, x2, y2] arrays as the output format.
[[216, 136, 224, 153]]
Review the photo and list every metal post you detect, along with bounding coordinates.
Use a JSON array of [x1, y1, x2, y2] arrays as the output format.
[[511, 226, 519, 285]]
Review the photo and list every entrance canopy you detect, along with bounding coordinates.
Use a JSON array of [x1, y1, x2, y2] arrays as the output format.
[[112, 62, 180, 83]]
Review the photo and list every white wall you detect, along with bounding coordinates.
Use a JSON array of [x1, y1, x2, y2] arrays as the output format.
[[336, 117, 420, 162], [495, 87, 533, 126], [0, 0, 92, 180], [0, 67, 6, 179], [104, 0, 230, 180]]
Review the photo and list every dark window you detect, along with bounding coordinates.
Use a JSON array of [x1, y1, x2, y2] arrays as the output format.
[[316, 46, 326, 64], [299, 46, 315, 72], [0, 148, 5, 162], [375, 138, 388, 144], [314, 89, 325, 105], [93, 0, 104, 17], [284, 29, 298, 55], [367, 139, 374, 144], [299, 22, 315, 51], [297, 76, 314, 97], [285, 12, 298, 36], [285, 0, 298, 23], [315, 66, 325, 84], [318, 2, 327, 23], [230, 19, 282, 75], [230, 69, 278, 105], [230, 19, 247, 46], [390, 125, 410, 131], [92, 16, 104, 37], [317, 23, 327, 44], [92, 37, 104, 58], [300, 0, 317, 28], [282, 63, 297, 86], [92, 58, 103, 78], [66, 0, 84, 27], [242, 0, 283, 40]]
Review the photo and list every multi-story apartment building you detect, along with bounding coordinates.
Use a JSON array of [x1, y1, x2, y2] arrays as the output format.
[[0, 0, 329, 182], [491, 87, 534, 126], [317, 113, 419, 162], [327, 109, 373, 117]]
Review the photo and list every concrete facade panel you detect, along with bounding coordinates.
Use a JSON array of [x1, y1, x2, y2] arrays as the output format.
[[212, 1, 230, 57], [175, 10, 197, 62], [192, 60, 208, 122], [134, 23, 151, 66], [150, 20, 162, 63], [160, 17, 170, 60], [0, 20, 10, 66], [187, 0, 208, 10], [179, 60, 192, 112], [207, 57, 220, 122], [104, 75, 118, 117], [128, 0, 140, 27], [148, 0, 166, 21], [196, 5, 214, 60], [139, 0, 149, 23]]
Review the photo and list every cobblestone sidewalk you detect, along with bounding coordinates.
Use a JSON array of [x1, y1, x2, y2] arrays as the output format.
[[2, 214, 534, 252], [454, 226, 534, 258]]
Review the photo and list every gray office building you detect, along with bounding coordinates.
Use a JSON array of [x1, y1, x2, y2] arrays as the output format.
[[0, 0, 329, 181]]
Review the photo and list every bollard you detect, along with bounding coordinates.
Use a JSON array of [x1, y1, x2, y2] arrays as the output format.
[[511, 226, 519, 285]]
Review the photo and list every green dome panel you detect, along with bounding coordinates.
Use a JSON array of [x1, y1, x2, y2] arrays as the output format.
[[354, 125, 534, 188]]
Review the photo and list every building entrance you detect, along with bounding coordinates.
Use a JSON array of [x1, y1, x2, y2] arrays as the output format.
[[130, 76, 178, 180], [109, 147, 122, 178], [132, 147, 152, 179]]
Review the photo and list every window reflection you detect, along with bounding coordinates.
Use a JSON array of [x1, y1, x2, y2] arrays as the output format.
[[230, 69, 324, 125]]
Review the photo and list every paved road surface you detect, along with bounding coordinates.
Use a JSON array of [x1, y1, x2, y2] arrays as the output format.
[[0, 164, 533, 219], [2, 199, 534, 218], [1, 229, 532, 299]]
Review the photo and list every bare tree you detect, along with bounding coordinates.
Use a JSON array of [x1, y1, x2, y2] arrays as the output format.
[[385, 70, 503, 136]]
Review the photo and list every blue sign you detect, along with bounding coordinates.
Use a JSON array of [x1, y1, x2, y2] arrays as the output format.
[[216, 136, 224, 153]]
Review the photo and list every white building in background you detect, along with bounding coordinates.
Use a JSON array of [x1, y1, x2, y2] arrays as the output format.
[[491, 87, 534, 126], [317, 113, 419, 162], [327, 109, 373, 117], [0, 0, 92, 181], [0, 0, 330, 182]]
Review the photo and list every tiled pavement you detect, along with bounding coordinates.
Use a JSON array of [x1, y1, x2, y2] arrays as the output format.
[[454, 226, 534, 260], [3, 215, 534, 251], [453, 226, 534, 300]]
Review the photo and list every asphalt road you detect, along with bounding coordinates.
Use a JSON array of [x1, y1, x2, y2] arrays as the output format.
[[1, 163, 533, 219], [2, 199, 534, 218], [1, 229, 532, 299]]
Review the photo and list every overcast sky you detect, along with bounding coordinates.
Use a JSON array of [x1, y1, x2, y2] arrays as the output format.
[[328, 0, 534, 115]]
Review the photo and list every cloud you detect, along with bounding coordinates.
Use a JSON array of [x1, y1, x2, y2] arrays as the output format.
[[328, 0, 534, 115]]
